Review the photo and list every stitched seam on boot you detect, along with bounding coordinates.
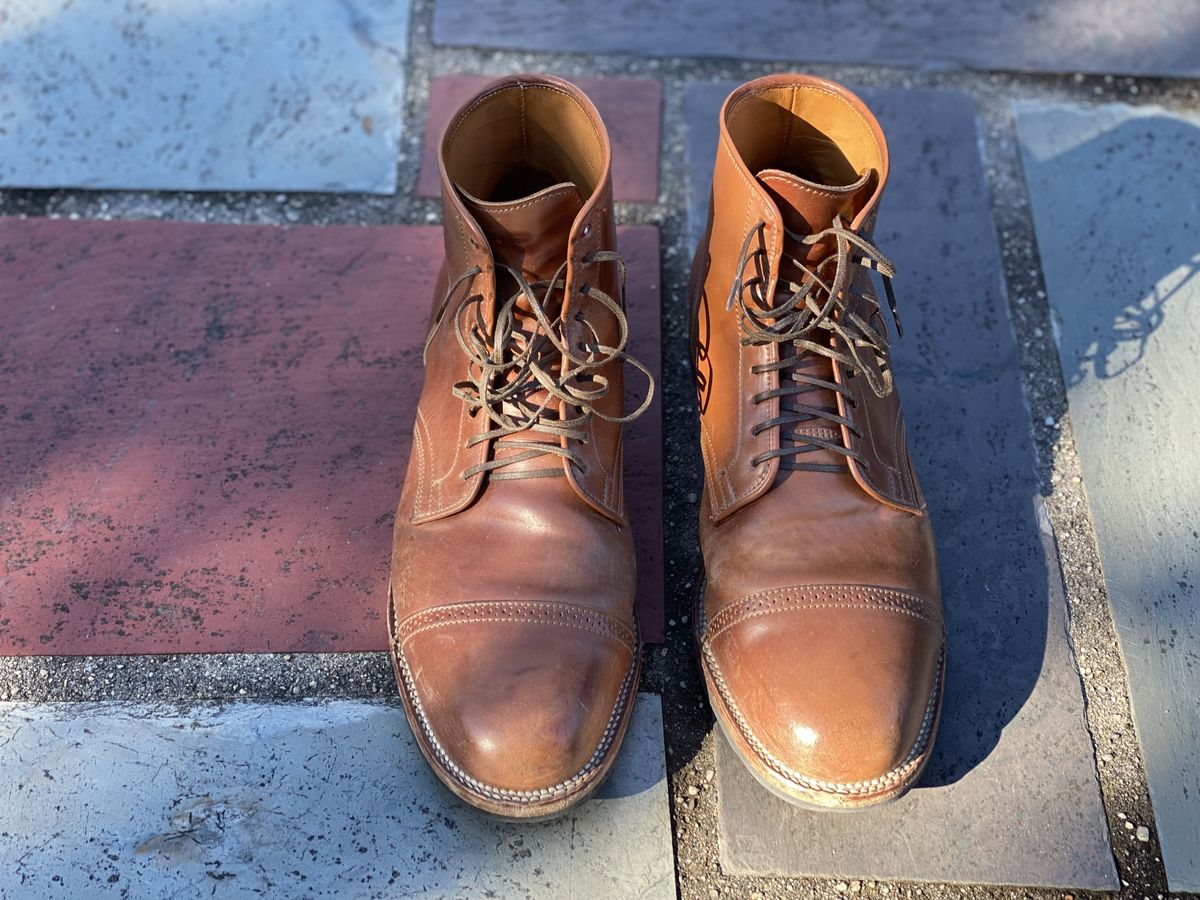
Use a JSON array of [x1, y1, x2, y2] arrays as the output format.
[[412, 411, 429, 516], [707, 584, 939, 639], [710, 134, 774, 514], [390, 601, 639, 805], [395, 600, 635, 648]]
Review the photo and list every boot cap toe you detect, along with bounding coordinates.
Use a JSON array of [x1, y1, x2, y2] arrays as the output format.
[[704, 584, 943, 792]]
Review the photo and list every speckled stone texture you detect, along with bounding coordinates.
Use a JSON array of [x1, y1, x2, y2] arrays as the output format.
[[418, 75, 662, 202], [686, 83, 1116, 888], [0, 0, 409, 193], [0, 694, 674, 899], [1016, 101, 1200, 892], [0, 218, 664, 653], [432, 0, 1200, 77]]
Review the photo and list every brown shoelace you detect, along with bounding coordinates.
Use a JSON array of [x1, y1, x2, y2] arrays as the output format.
[[441, 250, 654, 481], [727, 216, 903, 473]]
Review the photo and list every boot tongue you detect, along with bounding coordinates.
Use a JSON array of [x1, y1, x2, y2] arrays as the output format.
[[457, 181, 585, 282], [756, 168, 873, 262], [456, 181, 587, 475]]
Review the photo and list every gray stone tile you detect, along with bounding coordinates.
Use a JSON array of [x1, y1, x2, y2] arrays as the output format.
[[687, 83, 1117, 888], [1016, 101, 1200, 892], [0, 694, 674, 898], [0, 1, 408, 193], [432, 0, 1199, 78]]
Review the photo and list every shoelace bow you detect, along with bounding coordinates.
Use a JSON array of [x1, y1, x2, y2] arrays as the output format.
[[443, 250, 654, 481], [726, 216, 903, 472]]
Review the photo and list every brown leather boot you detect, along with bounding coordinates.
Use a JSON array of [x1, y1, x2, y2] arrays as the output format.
[[690, 75, 945, 809], [388, 75, 653, 819]]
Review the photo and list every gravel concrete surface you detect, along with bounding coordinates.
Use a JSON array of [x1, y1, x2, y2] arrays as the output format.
[[3, 1, 1200, 897]]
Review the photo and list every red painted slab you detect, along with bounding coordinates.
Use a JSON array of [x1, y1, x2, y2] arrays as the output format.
[[417, 75, 662, 202], [0, 218, 663, 655]]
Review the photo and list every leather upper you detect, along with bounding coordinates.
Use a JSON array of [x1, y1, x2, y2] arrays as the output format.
[[389, 76, 641, 808], [692, 75, 944, 798], [407, 77, 628, 526]]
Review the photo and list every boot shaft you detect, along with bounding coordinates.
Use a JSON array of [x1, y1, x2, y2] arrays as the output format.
[[691, 75, 923, 520], [405, 75, 640, 525]]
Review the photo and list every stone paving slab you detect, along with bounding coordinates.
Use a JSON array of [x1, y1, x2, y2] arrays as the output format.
[[0, 693, 673, 898], [0, 219, 664, 653], [1016, 100, 1200, 892], [431, 0, 1200, 78], [686, 83, 1117, 888], [418, 75, 662, 202], [0, 0, 409, 194]]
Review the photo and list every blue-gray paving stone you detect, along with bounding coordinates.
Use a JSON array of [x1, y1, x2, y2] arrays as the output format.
[[0, 1, 408, 193], [1016, 101, 1200, 892], [432, 0, 1200, 78], [687, 83, 1117, 888], [0, 695, 674, 898]]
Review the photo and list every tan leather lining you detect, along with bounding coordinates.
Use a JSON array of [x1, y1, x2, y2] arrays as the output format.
[[442, 81, 605, 202], [725, 84, 883, 188]]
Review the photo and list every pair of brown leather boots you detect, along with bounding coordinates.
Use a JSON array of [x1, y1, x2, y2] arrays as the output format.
[[388, 73, 944, 819]]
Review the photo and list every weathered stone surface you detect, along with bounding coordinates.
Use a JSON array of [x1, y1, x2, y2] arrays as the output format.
[[418, 75, 662, 202], [687, 83, 1116, 888], [432, 0, 1200, 78], [0, 219, 665, 653], [1016, 100, 1200, 892], [0, 0, 409, 193], [0, 694, 674, 898]]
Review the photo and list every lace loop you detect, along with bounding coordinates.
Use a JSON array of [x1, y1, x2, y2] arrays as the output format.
[[729, 215, 903, 472], [445, 252, 654, 481]]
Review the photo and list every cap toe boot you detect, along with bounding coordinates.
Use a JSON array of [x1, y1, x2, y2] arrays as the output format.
[[389, 75, 652, 819], [691, 75, 945, 809]]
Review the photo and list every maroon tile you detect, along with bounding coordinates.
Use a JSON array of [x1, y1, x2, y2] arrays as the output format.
[[417, 75, 662, 203], [0, 218, 663, 655], [619, 227, 664, 642]]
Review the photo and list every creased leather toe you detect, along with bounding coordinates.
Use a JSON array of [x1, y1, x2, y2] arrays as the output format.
[[396, 607, 636, 800]]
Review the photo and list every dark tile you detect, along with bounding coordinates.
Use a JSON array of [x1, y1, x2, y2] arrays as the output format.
[[417, 75, 662, 202], [1017, 100, 1200, 891], [686, 83, 1116, 887], [0, 219, 664, 653], [432, 0, 1200, 78]]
